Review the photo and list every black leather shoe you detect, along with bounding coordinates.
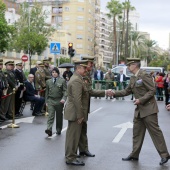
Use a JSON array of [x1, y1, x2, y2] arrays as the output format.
[[122, 156, 138, 161], [160, 156, 170, 165], [79, 151, 95, 157], [56, 131, 61, 135], [66, 160, 85, 166], [45, 129, 52, 137], [0, 114, 7, 121], [32, 112, 42, 116]]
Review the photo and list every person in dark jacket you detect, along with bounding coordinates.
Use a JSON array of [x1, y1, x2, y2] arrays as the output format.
[[24, 74, 45, 116], [94, 66, 104, 99], [15, 62, 26, 117], [62, 68, 73, 82]]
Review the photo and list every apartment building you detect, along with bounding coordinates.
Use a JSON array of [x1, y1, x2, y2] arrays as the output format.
[[99, 11, 113, 68], [17, 0, 97, 58]]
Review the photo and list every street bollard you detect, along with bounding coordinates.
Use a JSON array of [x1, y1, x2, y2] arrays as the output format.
[[7, 88, 20, 128]]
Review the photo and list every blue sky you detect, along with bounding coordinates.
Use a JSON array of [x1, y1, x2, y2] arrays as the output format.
[[101, 0, 170, 49]]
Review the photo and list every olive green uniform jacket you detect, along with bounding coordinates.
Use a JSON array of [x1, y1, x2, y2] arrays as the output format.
[[64, 72, 105, 122], [35, 69, 46, 90], [114, 69, 159, 118]]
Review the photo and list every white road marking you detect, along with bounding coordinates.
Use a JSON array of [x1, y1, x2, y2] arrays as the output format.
[[0, 116, 35, 129], [112, 122, 133, 143], [47, 108, 102, 139], [90, 107, 102, 114]]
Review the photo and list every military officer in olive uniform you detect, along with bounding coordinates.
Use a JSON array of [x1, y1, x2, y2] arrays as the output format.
[[0, 59, 8, 121], [35, 62, 46, 96], [112, 58, 170, 165], [64, 60, 111, 166], [45, 67, 67, 136], [43, 59, 51, 80], [77, 56, 96, 157], [1, 61, 17, 119]]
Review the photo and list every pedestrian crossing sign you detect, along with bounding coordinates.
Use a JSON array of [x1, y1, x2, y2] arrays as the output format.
[[50, 42, 61, 54]]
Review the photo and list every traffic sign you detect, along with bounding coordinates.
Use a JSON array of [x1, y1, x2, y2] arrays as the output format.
[[21, 55, 28, 62], [50, 42, 61, 54]]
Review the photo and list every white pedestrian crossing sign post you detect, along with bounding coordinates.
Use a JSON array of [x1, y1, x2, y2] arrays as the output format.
[[50, 42, 61, 54]]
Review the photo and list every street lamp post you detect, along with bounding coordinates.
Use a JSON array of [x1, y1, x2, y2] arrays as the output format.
[[28, 4, 34, 70]]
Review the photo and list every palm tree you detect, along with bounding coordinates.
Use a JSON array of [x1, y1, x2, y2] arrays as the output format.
[[123, 0, 135, 59], [106, 0, 122, 65], [130, 31, 146, 58], [143, 39, 158, 64]]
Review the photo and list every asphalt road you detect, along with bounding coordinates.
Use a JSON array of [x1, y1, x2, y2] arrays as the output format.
[[0, 96, 170, 170]]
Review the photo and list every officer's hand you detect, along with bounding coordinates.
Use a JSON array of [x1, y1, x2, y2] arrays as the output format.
[[77, 117, 84, 124], [46, 103, 48, 106], [133, 99, 140, 105], [166, 104, 170, 111], [60, 99, 65, 104]]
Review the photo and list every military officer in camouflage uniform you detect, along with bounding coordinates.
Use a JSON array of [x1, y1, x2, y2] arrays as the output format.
[[45, 67, 67, 136], [43, 59, 51, 80], [0, 59, 8, 121], [1, 61, 17, 119], [35, 62, 46, 97]]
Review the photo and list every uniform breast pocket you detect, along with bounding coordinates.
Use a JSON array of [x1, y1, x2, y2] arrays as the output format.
[[57, 83, 62, 89]]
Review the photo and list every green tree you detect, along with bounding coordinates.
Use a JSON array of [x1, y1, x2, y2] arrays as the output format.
[[10, 2, 54, 55], [130, 31, 146, 58], [123, 0, 135, 59], [107, 0, 123, 65], [0, 0, 13, 53], [56, 57, 70, 66], [143, 39, 157, 64]]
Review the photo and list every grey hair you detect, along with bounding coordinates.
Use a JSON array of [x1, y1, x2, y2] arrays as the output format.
[[28, 74, 34, 78]]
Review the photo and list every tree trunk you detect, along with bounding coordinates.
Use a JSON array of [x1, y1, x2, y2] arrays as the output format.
[[125, 5, 129, 59], [120, 9, 125, 61], [112, 16, 117, 65]]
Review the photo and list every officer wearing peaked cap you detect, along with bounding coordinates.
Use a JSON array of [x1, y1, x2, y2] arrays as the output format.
[[112, 58, 170, 165], [43, 59, 51, 80], [1, 61, 17, 119], [65, 60, 111, 166], [74, 56, 96, 157], [35, 62, 46, 91], [14, 61, 25, 117], [0, 59, 8, 121]]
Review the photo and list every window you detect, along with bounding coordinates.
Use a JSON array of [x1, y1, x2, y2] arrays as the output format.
[[65, 17, 70, 20], [65, 26, 70, 30], [76, 44, 83, 49], [78, 0, 84, 2], [78, 7, 84, 11], [77, 35, 83, 39], [65, 7, 69, 11], [52, 7, 62, 14], [8, 19, 11, 23], [77, 16, 84, 21], [77, 26, 83, 30]]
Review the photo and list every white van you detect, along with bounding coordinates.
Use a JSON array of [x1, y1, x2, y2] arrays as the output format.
[[111, 65, 165, 81]]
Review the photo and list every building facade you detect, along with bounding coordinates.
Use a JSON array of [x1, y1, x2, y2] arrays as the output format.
[[99, 11, 113, 68]]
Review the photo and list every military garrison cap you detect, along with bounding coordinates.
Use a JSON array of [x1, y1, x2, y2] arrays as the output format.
[[5, 61, 14, 65], [126, 58, 140, 66], [0, 59, 3, 65], [81, 56, 95, 62], [16, 62, 22, 66], [73, 60, 89, 67]]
